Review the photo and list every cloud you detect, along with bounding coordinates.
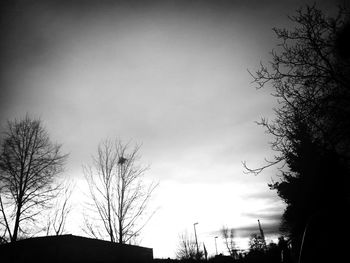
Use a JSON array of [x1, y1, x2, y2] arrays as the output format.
[[245, 192, 273, 200], [242, 211, 282, 222], [210, 220, 282, 238], [234, 221, 282, 237], [207, 201, 284, 239], [243, 191, 281, 201]]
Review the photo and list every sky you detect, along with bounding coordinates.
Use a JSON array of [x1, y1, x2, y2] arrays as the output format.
[[0, 0, 342, 258]]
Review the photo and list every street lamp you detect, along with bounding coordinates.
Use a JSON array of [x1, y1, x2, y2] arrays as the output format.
[[193, 222, 199, 258], [214, 236, 218, 255]]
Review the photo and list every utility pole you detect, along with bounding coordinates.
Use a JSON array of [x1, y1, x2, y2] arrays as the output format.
[[194, 222, 199, 258], [214, 236, 218, 255]]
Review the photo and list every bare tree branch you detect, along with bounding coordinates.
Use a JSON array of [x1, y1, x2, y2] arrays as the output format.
[[221, 226, 237, 258], [83, 138, 157, 244], [45, 180, 74, 236], [176, 232, 199, 260], [0, 115, 68, 242], [243, 5, 350, 175]]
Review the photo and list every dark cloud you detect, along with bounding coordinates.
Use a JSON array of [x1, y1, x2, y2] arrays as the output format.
[[210, 220, 282, 238], [234, 221, 281, 237], [242, 211, 282, 222], [0, 0, 341, 121], [243, 191, 278, 200], [208, 206, 284, 238]]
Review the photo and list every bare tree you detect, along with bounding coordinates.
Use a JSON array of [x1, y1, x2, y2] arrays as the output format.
[[176, 232, 199, 260], [0, 115, 68, 242], [243, 5, 350, 259], [221, 226, 237, 258], [83, 139, 157, 244], [45, 181, 74, 236], [244, 5, 350, 175]]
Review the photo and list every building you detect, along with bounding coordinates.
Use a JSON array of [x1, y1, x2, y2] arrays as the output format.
[[0, 234, 153, 263]]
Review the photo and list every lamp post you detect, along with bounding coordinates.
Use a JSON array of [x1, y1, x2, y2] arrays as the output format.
[[214, 236, 218, 255], [193, 222, 199, 258]]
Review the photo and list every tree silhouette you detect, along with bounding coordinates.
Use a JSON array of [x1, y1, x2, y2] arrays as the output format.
[[45, 180, 74, 236], [220, 226, 237, 258], [176, 232, 203, 260], [0, 115, 67, 242], [83, 139, 157, 244], [245, 4, 350, 261], [245, 5, 350, 175], [248, 234, 266, 253]]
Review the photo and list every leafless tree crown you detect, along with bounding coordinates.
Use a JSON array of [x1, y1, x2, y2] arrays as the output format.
[[83, 139, 157, 244], [244, 5, 350, 175], [0, 115, 68, 242], [45, 180, 74, 236], [221, 226, 237, 258], [176, 232, 199, 260]]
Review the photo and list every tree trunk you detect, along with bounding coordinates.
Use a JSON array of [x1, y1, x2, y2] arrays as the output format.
[[118, 218, 123, 243], [12, 204, 22, 242]]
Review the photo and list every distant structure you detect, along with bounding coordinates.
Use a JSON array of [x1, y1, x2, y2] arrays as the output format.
[[0, 234, 153, 263], [257, 219, 267, 250]]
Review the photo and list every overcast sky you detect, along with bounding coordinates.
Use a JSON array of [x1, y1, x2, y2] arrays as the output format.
[[0, 0, 342, 258]]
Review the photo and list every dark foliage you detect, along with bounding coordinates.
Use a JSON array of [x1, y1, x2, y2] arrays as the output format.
[[248, 234, 266, 253], [156, 239, 288, 263], [245, 4, 350, 261]]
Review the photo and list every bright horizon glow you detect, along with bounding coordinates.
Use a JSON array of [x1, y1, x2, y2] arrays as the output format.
[[66, 170, 284, 258]]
